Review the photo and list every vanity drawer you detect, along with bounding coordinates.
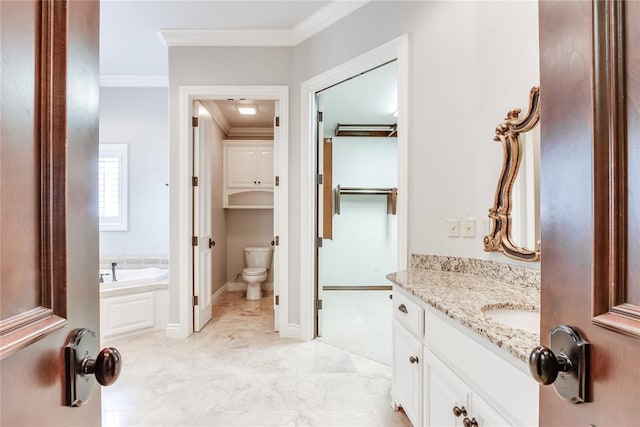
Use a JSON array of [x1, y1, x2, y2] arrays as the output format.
[[393, 289, 424, 337]]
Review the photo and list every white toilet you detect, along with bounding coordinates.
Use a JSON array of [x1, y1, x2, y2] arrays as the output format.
[[242, 246, 273, 300]]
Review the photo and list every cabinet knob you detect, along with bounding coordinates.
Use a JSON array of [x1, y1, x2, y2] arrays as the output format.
[[452, 406, 467, 417], [463, 417, 478, 427], [398, 303, 408, 314], [409, 355, 419, 364]]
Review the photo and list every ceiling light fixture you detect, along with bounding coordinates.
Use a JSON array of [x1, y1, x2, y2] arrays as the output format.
[[237, 105, 257, 115]]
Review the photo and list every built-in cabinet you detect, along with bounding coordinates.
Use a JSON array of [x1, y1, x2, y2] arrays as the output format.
[[391, 286, 538, 426], [223, 140, 274, 208]]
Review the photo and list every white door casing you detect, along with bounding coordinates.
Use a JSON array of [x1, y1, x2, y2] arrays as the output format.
[[193, 103, 213, 332], [300, 35, 410, 340], [315, 93, 325, 337], [173, 85, 289, 338], [273, 100, 280, 332]]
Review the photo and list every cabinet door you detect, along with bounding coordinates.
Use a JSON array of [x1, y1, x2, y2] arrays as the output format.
[[471, 394, 510, 427], [392, 321, 422, 426], [227, 147, 258, 187], [256, 147, 274, 187], [425, 352, 470, 427]]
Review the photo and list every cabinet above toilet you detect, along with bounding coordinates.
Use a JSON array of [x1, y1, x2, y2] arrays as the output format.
[[223, 140, 274, 209]]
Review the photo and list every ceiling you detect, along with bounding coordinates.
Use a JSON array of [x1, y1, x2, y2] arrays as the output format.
[[99, 1, 368, 77], [99, 1, 393, 136]]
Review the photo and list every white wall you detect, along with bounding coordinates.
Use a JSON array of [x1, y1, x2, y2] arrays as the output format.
[[167, 1, 540, 327], [99, 87, 169, 261], [320, 137, 397, 286]]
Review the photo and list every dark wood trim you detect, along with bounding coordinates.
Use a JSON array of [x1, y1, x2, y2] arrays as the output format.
[[322, 138, 333, 239], [322, 285, 392, 291], [0, 0, 69, 360], [592, 0, 640, 337]]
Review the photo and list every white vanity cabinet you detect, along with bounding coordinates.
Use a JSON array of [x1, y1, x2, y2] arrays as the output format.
[[391, 286, 538, 427], [223, 141, 274, 208]]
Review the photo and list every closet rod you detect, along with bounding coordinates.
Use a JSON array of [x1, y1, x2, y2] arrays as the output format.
[[334, 185, 398, 215]]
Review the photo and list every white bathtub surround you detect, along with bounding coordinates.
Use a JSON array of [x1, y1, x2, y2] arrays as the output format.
[[100, 268, 169, 340], [102, 292, 411, 426]]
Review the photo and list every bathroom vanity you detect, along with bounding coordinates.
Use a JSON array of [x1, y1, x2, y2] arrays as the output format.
[[387, 256, 540, 426]]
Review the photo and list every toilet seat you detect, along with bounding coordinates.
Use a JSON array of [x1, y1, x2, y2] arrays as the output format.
[[242, 267, 266, 276]]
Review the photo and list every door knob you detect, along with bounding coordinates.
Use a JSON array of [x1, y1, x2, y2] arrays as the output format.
[[65, 328, 122, 407], [82, 347, 122, 386], [528, 325, 589, 403], [529, 346, 571, 385]]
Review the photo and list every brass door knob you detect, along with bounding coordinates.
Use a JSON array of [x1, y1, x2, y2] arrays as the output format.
[[409, 356, 419, 364], [463, 417, 478, 427]]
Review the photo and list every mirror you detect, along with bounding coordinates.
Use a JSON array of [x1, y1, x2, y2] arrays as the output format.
[[484, 86, 541, 262]]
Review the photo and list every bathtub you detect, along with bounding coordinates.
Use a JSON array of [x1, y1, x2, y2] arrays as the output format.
[[99, 268, 169, 340]]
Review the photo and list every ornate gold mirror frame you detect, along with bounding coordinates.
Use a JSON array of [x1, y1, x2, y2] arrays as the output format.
[[484, 86, 541, 262]]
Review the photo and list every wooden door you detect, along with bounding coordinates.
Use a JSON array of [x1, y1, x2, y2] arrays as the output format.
[[539, 0, 640, 424], [0, 0, 101, 425]]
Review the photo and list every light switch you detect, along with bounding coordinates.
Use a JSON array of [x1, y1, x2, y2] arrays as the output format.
[[447, 219, 460, 237], [462, 218, 476, 238]]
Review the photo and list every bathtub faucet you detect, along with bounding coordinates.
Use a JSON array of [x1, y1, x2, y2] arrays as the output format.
[[111, 262, 117, 282]]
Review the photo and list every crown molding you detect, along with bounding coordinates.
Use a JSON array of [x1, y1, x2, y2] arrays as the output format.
[[290, 1, 369, 45], [227, 127, 274, 138], [100, 75, 168, 87], [202, 101, 231, 134], [160, 1, 369, 47]]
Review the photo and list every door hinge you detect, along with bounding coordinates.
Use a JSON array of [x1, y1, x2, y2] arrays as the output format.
[[274, 235, 280, 246], [192, 236, 198, 246], [275, 295, 280, 306], [275, 176, 280, 186], [316, 237, 323, 248], [317, 111, 323, 122], [317, 174, 323, 185], [317, 299, 323, 310], [193, 295, 199, 306], [192, 176, 198, 186], [192, 116, 199, 127], [275, 116, 280, 127]]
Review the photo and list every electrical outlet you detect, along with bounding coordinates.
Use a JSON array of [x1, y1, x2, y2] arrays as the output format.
[[462, 218, 476, 238], [447, 219, 460, 237]]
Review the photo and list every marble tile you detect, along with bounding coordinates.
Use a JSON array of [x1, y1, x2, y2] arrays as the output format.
[[102, 292, 411, 427]]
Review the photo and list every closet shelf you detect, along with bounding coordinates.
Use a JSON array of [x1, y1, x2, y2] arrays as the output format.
[[334, 185, 398, 215]]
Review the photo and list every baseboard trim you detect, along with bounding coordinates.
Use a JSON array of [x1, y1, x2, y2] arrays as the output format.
[[211, 283, 227, 306], [165, 323, 185, 338], [280, 323, 302, 340], [226, 281, 274, 292]]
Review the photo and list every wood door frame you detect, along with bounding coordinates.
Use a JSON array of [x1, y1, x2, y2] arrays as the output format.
[[299, 35, 409, 340], [172, 85, 289, 338]]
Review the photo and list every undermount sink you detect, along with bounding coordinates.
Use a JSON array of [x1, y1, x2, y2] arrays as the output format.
[[483, 306, 540, 334]]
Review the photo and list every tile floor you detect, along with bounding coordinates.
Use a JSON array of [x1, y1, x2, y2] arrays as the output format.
[[102, 291, 411, 427], [318, 290, 392, 366]]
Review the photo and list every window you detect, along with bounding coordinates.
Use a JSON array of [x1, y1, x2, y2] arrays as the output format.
[[99, 144, 128, 231]]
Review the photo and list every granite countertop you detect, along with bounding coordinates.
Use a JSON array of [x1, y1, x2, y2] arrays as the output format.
[[387, 267, 540, 363]]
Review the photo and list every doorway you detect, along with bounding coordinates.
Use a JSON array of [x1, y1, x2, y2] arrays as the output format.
[[315, 61, 399, 364], [300, 36, 409, 341], [173, 86, 289, 338]]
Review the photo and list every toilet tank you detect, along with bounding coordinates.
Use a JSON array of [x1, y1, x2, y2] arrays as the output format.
[[243, 247, 273, 269]]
